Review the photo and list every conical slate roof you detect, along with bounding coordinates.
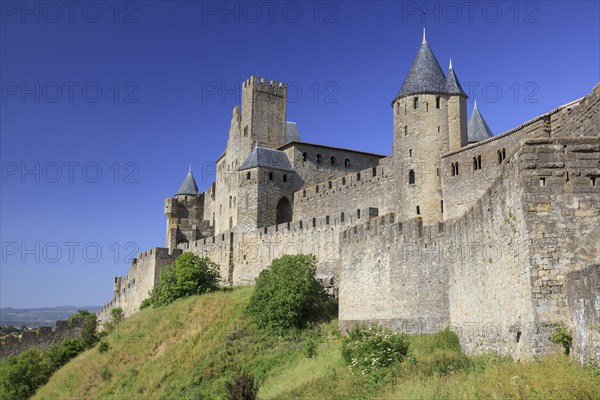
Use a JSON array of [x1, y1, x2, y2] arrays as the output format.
[[238, 147, 294, 172], [285, 121, 301, 143], [467, 102, 494, 143], [395, 31, 447, 100], [176, 168, 199, 196], [445, 60, 467, 96]]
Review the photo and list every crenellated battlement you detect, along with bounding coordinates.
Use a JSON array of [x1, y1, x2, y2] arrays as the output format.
[[243, 75, 287, 96]]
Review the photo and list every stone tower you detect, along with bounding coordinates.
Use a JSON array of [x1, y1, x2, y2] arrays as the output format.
[[240, 76, 287, 155], [392, 30, 467, 224], [164, 168, 212, 250]]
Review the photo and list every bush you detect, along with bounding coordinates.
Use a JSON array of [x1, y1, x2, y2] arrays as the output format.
[[98, 342, 110, 353], [225, 372, 258, 400], [0, 348, 53, 400], [142, 253, 220, 308], [69, 309, 99, 348], [341, 325, 409, 375], [46, 338, 85, 370], [549, 325, 572, 355], [245, 254, 336, 335]]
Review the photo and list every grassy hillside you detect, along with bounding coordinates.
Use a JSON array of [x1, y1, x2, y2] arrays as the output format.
[[35, 287, 600, 399]]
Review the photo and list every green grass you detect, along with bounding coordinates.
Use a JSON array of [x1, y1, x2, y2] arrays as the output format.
[[33, 287, 600, 400]]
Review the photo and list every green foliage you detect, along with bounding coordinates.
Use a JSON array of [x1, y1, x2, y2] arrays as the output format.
[[303, 336, 319, 358], [143, 252, 220, 308], [0, 336, 89, 400], [100, 365, 112, 381], [246, 254, 336, 335], [98, 342, 110, 353], [225, 372, 258, 400], [549, 324, 572, 355], [102, 306, 124, 333], [67, 309, 98, 349], [341, 325, 409, 375]]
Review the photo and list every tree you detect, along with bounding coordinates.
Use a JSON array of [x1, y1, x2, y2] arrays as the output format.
[[142, 253, 220, 308], [0, 348, 53, 400], [246, 254, 335, 335], [69, 310, 98, 348]]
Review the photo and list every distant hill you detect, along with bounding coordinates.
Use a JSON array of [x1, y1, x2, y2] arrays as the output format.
[[0, 306, 100, 328]]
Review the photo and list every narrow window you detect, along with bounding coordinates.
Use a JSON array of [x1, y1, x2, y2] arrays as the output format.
[[229, 196, 232, 208], [408, 170, 415, 184], [357, 209, 361, 219], [440, 200, 444, 213], [326, 216, 330, 224], [269, 172, 273, 180], [331, 156, 336, 166], [342, 177, 346, 185], [437, 126, 440, 133], [540, 178, 546, 187], [303, 190, 306, 197], [592, 177, 597, 187], [283, 174, 287, 182], [478, 155, 482, 169], [302, 152, 308, 162], [344, 158, 350, 168], [299, 220, 303, 229], [436, 96, 440, 108], [455, 162, 460, 175], [357, 172, 361, 181], [409, 149, 412, 157], [246, 172, 251, 180], [312, 218, 316, 227], [404, 126, 408, 136], [498, 150, 503, 164], [316, 186, 319, 193], [451, 164, 456, 176], [316, 154, 322, 164], [328, 181, 332, 189], [426, 102, 429, 112], [372, 167, 377, 177], [416, 206, 421, 215], [341, 212, 345, 222], [413, 97, 419, 109]]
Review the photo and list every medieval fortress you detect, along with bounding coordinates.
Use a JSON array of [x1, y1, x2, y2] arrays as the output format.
[[98, 32, 600, 363]]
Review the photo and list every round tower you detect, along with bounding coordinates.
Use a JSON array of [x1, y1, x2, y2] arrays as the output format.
[[391, 30, 467, 225]]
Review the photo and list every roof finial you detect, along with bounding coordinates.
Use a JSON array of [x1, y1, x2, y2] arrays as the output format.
[[449, 58, 453, 69], [189, 164, 192, 173], [474, 99, 478, 109], [422, 27, 426, 43]]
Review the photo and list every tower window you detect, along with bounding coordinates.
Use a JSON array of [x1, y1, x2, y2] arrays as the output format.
[[344, 158, 350, 168], [413, 97, 419, 109], [357, 172, 361, 181], [591, 177, 597, 186], [269, 172, 273, 180], [283, 174, 287, 182], [436, 96, 441, 109], [331, 156, 336, 166], [316, 186, 319, 193], [437, 126, 440, 133], [498, 148, 507, 164], [316, 154, 322, 164], [342, 177, 346, 185], [440, 200, 444, 213], [404, 126, 408, 136], [341, 212, 345, 222], [357, 209, 361, 219], [312, 218, 316, 227], [326, 216, 330, 224], [246, 172, 251, 180], [328, 181, 332, 189], [408, 170, 416, 184], [372, 167, 377, 177], [451, 162, 460, 176], [416, 206, 421, 215], [540, 178, 546, 187], [229, 196, 232, 208], [473, 155, 482, 171], [303, 189, 306, 197], [302, 152, 308, 162], [426, 102, 429, 112], [409, 149, 412, 157]]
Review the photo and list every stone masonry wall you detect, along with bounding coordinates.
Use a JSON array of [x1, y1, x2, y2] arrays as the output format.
[[0, 318, 84, 359]]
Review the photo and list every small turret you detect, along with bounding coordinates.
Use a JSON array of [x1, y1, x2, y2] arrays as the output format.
[[176, 166, 199, 197], [446, 59, 468, 150], [467, 101, 494, 143]]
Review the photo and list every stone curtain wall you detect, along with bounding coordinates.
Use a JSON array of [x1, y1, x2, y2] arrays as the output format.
[[566, 264, 600, 364], [339, 137, 600, 359], [0, 318, 84, 359], [98, 248, 182, 324]]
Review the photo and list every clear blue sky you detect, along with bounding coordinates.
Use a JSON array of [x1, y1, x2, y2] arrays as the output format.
[[1, 1, 599, 308]]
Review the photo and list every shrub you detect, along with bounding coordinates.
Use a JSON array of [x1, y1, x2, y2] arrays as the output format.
[[98, 342, 110, 353], [549, 324, 572, 355], [143, 253, 220, 308], [46, 338, 85, 370], [100, 365, 112, 381], [68, 309, 99, 348], [0, 348, 53, 400], [225, 372, 258, 400], [341, 325, 409, 375], [245, 254, 335, 335]]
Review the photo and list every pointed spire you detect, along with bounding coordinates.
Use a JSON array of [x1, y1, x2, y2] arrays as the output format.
[[422, 27, 426, 43], [176, 167, 199, 196], [445, 59, 467, 96], [467, 104, 494, 143]]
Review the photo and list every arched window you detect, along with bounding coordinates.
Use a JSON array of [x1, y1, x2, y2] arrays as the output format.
[[302, 152, 308, 162], [246, 171, 251, 180], [408, 170, 415, 184], [331, 156, 336, 166], [344, 158, 350, 168], [316, 154, 322, 164]]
